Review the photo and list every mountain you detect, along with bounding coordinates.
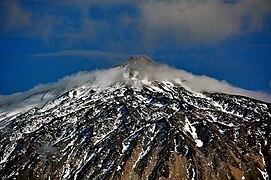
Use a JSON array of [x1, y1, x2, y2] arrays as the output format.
[[0, 56, 270, 180]]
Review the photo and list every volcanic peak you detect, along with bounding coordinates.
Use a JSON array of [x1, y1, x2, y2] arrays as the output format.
[[120, 55, 155, 67]]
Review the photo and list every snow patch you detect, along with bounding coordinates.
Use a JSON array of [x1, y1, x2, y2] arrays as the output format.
[[183, 117, 203, 147]]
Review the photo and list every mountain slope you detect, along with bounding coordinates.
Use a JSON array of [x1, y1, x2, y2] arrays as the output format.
[[0, 56, 271, 179]]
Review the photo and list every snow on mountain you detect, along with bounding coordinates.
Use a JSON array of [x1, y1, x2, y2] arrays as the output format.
[[0, 56, 270, 179], [1, 56, 270, 120]]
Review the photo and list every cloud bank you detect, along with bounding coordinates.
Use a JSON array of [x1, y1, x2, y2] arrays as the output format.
[[120, 60, 271, 103], [140, 0, 271, 43], [2, 0, 270, 45], [1, 61, 270, 119], [0, 68, 126, 119]]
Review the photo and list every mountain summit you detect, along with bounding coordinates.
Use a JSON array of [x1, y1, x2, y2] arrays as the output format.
[[121, 55, 155, 66], [0, 57, 270, 179]]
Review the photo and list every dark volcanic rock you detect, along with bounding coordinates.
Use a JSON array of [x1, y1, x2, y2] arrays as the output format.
[[0, 57, 270, 180]]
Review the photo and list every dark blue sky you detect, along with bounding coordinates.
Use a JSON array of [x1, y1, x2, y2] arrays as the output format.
[[1, 0, 271, 95]]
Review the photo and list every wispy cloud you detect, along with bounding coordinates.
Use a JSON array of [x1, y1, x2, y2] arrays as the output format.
[[0, 0, 32, 30], [53, 0, 142, 7], [31, 49, 129, 59]]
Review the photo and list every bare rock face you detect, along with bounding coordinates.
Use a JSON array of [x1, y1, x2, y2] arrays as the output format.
[[0, 57, 270, 180]]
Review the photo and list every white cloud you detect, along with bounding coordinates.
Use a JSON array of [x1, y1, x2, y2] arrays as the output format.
[[119, 61, 271, 102], [0, 68, 126, 119], [1, 60, 270, 120], [31, 49, 129, 59], [139, 0, 271, 43]]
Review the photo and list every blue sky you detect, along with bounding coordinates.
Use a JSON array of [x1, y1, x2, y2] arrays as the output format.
[[0, 0, 271, 95]]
